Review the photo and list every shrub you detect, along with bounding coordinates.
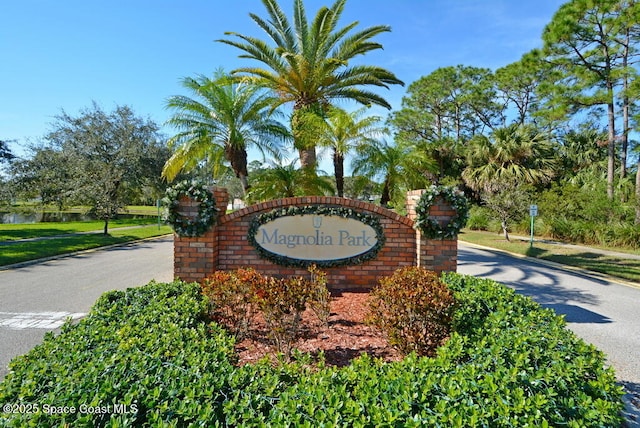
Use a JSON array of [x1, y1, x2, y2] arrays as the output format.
[[201, 268, 266, 339], [254, 275, 319, 358], [202, 266, 332, 358], [441, 272, 624, 426], [0, 281, 238, 427], [368, 267, 456, 356], [307, 264, 331, 326], [0, 276, 624, 427], [466, 204, 491, 230], [267, 266, 332, 352]]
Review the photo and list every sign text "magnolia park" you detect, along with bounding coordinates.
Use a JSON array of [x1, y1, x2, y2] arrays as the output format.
[[252, 214, 381, 263]]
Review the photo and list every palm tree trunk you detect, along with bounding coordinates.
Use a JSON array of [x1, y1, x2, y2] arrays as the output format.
[[333, 150, 344, 197], [380, 177, 391, 207], [292, 103, 320, 170], [298, 147, 317, 170], [225, 145, 250, 195]]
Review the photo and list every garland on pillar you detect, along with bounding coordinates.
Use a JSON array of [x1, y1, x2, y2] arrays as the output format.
[[415, 185, 469, 239], [163, 180, 218, 237]]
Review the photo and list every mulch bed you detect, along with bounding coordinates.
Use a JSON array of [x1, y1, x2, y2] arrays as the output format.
[[234, 292, 402, 367]]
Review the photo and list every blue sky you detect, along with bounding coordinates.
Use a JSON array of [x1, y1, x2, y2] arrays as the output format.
[[1, 0, 567, 158]]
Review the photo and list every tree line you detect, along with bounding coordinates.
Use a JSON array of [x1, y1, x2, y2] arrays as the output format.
[[1, 0, 639, 243]]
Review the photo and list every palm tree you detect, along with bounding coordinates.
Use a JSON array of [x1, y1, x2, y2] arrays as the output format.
[[316, 107, 387, 197], [352, 140, 435, 208], [218, 0, 403, 170], [162, 72, 289, 194], [245, 160, 334, 203], [462, 124, 558, 194]]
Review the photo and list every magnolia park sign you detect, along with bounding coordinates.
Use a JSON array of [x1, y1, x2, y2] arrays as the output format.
[[248, 206, 385, 268]]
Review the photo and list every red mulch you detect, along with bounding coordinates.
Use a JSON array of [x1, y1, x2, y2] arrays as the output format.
[[234, 292, 403, 367]]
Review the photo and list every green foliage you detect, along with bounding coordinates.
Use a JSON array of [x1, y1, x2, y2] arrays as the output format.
[[316, 106, 388, 197], [493, 182, 640, 249], [0, 275, 624, 426], [368, 267, 456, 356], [163, 71, 288, 193], [441, 273, 624, 426], [465, 204, 491, 230], [217, 0, 403, 168], [0, 281, 238, 427], [352, 139, 434, 208], [245, 160, 335, 203], [482, 184, 531, 240], [6, 104, 169, 230]]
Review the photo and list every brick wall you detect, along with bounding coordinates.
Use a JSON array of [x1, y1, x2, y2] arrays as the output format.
[[174, 189, 458, 290]]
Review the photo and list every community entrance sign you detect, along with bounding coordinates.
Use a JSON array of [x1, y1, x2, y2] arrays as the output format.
[[172, 189, 460, 290], [248, 207, 384, 267]]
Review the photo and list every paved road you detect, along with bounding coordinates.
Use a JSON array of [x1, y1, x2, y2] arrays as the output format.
[[0, 235, 174, 380], [458, 242, 640, 425]]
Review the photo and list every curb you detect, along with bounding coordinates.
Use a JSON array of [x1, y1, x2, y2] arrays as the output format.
[[0, 234, 173, 272], [458, 239, 640, 291]]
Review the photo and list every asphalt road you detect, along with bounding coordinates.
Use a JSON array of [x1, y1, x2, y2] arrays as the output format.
[[0, 235, 174, 380]]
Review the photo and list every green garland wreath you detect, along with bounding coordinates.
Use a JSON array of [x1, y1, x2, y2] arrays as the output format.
[[415, 185, 469, 239], [162, 180, 218, 237]]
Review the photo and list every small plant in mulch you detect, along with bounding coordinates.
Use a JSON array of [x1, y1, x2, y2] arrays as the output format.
[[201, 268, 266, 340], [367, 266, 456, 356]]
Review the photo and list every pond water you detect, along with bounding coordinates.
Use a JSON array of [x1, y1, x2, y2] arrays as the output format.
[[0, 211, 150, 224]]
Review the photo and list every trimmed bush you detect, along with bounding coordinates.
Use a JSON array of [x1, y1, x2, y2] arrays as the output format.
[[0, 281, 238, 427], [0, 275, 624, 427], [466, 205, 491, 230], [201, 268, 266, 339], [368, 267, 456, 356], [202, 266, 332, 358]]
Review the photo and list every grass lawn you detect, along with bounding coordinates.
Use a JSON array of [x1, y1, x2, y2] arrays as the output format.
[[459, 229, 640, 283], [0, 218, 163, 241], [0, 224, 172, 267]]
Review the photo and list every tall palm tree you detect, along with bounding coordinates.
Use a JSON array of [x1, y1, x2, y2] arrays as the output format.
[[218, 0, 403, 170], [352, 140, 435, 207], [462, 124, 558, 194], [316, 107, 387, 197], [162, 72, 289, 194]]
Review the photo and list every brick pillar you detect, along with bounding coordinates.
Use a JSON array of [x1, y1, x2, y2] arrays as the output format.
[[173, 187, 228, 283], [406, 190, 424, 266], [405, 190, 458, 274]]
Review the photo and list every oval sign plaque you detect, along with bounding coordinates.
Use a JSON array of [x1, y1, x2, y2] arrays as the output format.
[[248, 207, 385, 267]]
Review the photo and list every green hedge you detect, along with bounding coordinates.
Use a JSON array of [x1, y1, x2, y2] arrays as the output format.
[[0, 281, 238, 427], [0, 275, 624, 427]]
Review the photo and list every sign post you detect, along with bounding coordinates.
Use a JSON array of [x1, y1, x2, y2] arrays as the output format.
[[529, 204, 538, 248]]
